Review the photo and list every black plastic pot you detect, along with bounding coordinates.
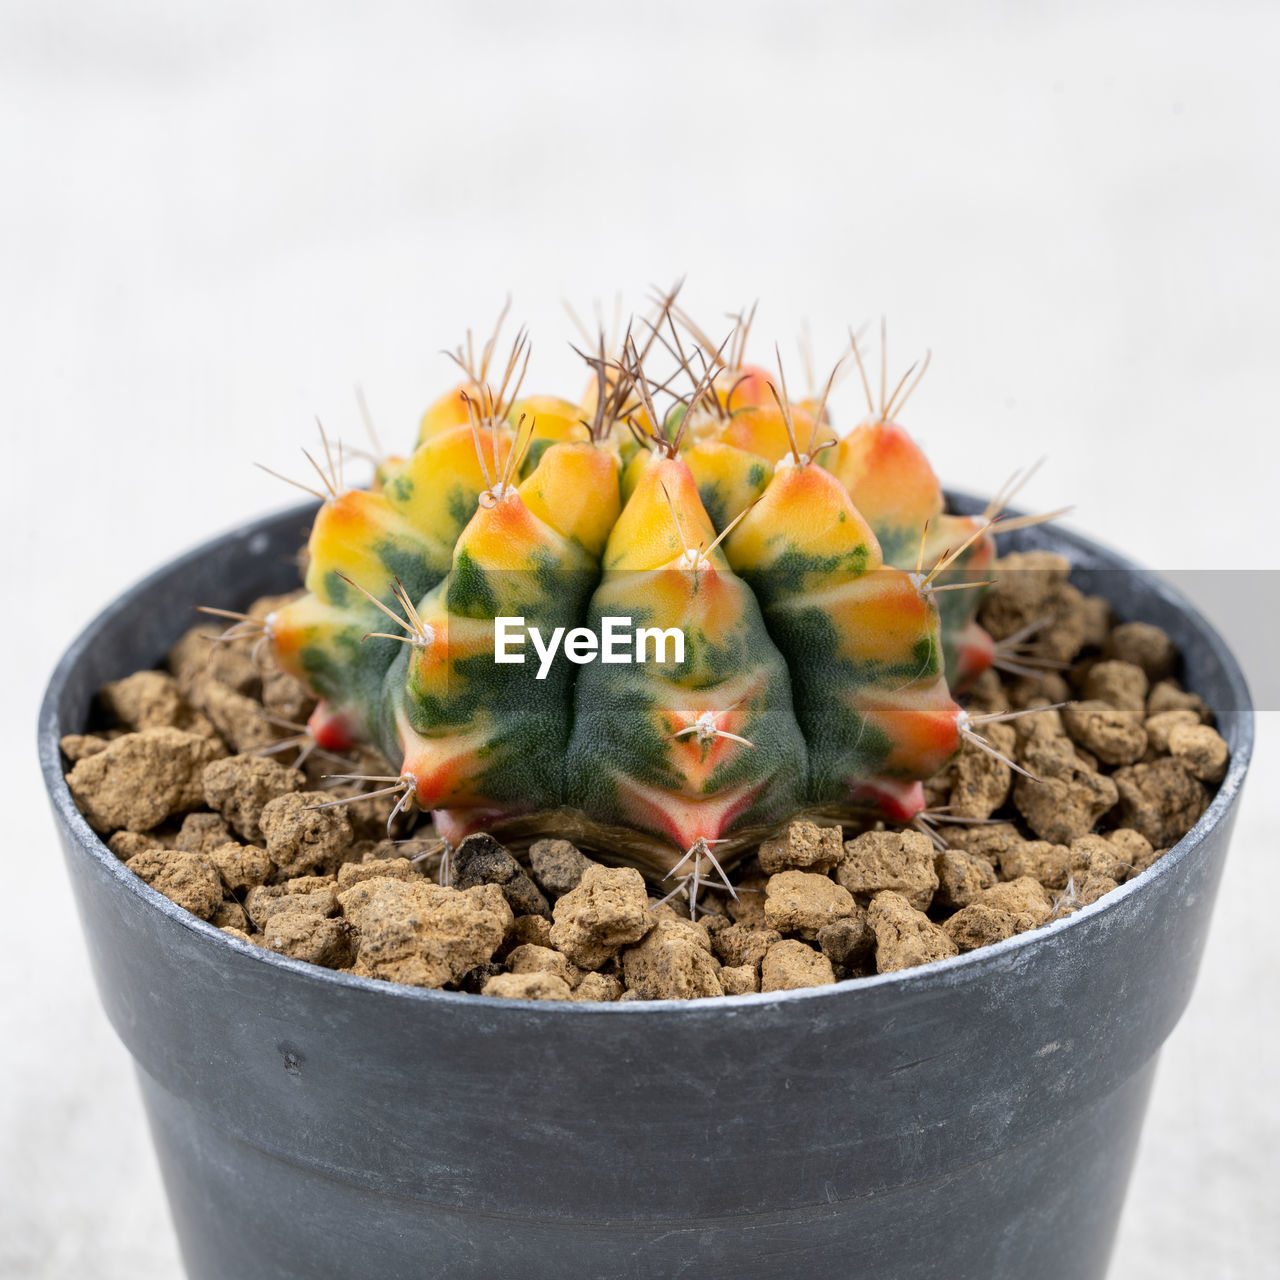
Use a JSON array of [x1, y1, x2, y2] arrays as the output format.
[[39, 498, 1253, 1280]]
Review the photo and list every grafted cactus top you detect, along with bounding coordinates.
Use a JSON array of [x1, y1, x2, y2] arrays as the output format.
[[266, 310, 1002, 877]]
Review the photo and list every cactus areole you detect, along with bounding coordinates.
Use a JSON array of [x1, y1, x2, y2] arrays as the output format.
[[265, 298, 1042, 884]]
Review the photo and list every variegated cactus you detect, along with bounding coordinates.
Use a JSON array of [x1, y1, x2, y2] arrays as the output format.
[[254, 297, 1042, 894]]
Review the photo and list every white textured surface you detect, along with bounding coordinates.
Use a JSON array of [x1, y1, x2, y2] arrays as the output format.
[[2, 3, 1278, 1276]]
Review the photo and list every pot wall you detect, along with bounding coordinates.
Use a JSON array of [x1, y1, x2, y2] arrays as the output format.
[[39, 500, 1254, 1280]]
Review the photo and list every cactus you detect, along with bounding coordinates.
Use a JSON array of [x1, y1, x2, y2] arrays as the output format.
[[254, 296, 1048, 896]]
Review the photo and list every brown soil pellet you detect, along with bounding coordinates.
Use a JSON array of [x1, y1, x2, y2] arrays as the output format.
[[760, 939, 836, 991], [867, 892, 958, 973], [835, 830, 938, 911]]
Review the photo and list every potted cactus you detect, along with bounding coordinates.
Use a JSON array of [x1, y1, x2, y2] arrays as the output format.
[[39, 294, 1252, 1280]]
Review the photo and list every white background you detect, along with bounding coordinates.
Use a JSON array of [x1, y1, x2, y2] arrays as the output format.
[[2, 2, 1278, 1276]]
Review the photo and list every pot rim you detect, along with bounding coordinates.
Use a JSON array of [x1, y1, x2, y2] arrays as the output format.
[[38, 498, 1255, 1016]]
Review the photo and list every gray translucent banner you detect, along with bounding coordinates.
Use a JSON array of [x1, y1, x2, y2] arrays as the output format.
[[1119, 570, 1272, 711]]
